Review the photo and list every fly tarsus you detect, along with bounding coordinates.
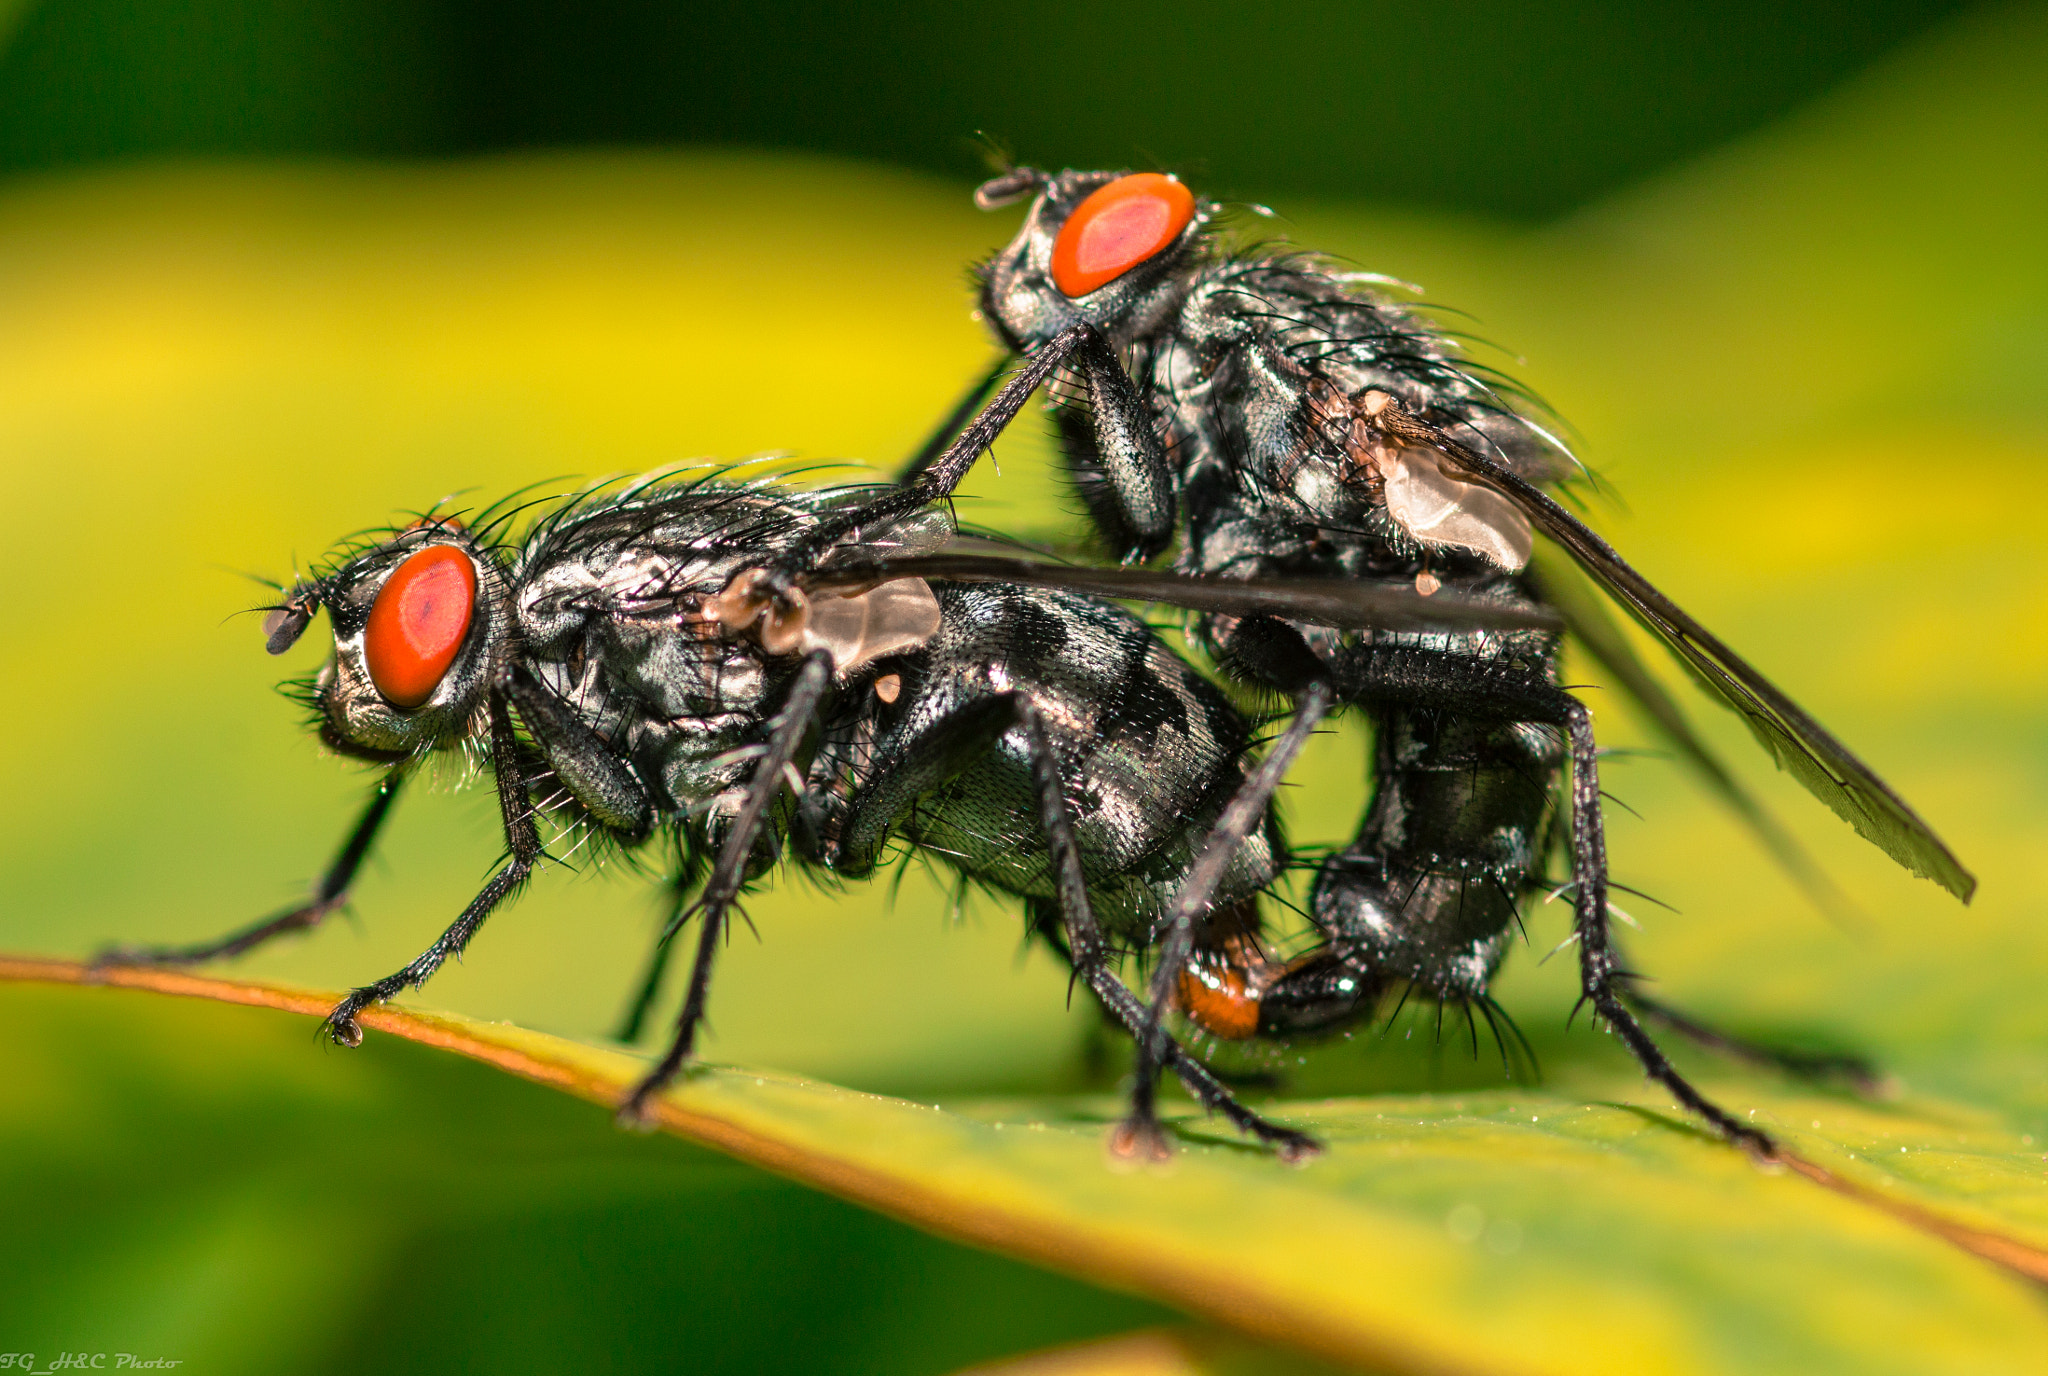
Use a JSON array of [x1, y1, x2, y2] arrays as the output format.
[[95, 895, 343, 969], [1623, 987, 1888, 1098], [97, 775, 404, 971]]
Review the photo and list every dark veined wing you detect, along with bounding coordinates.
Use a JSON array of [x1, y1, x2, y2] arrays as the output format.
[[1372, 396, 1975, 902], [1526, 546, 1854, 920], [812, 553, 1563, 635]]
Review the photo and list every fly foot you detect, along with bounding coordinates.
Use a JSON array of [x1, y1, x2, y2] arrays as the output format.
[[1264, 1125, 1324, 1164], [322, 992, 373, 1047], [1109, 1116, 1176, 1163]]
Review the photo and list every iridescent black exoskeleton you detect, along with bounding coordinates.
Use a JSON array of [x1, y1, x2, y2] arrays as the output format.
[[745, 168, 1977, 1159], [103, 473, 1545, 1156]]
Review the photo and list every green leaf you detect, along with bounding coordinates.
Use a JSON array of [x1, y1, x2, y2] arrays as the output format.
[[10, 959, 2048, 1376], [954, 1326, 1354, 1376]]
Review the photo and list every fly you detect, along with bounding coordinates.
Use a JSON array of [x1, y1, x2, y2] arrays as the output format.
[[730, 166, 1975, 1161], [100, 471, 1542, 1158]]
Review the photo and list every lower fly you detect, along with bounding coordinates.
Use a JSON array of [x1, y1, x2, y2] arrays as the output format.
[[101, 472, 1543, 1157]]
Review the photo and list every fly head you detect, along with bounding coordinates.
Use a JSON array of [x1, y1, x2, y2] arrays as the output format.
[[304, 522, 509, 758], [977, 168, 1208, 351]]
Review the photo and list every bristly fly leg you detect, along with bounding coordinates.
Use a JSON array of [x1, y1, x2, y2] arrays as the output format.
[[897, 351, 1015, 486], [612, 846, 709, 1045], [1557, 698, 1778, 1159], [1243, 616, 1781, 1157], [1016, 698, 1320, 1160], [781, 322, 1171, 576], [618, 653, 832, 1124], [96, 773, 406, 968], [1120, 683, 1333, 1162], [322, 700, 543, 1047], [1622, 986, 1885, 1096]]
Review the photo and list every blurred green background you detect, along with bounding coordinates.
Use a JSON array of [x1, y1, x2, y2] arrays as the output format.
[[0, 2, 2043, 1373], [0, 0, 1980, 215]]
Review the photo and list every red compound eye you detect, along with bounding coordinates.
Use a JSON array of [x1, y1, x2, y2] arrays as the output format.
[[364, 545, 478, 708], [1050, 173, 1196, 298]]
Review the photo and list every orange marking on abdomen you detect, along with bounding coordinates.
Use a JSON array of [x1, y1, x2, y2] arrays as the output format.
[[1177, 960, 1261, 1040]]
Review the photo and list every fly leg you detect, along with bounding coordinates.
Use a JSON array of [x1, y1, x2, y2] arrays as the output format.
[[1621, 987, 1885, 1095], [896, 351, 1015, 484], [1015, 702, 1318, 1158], [323, 701, 542, 1046], [1247, 618, 1776, 1155], [1120, 684, 1333, 1160], [1559, 699, 1778, 1158], [98, 773, 405, 967], [777, 322, 1170, 574], [612, 846, 710, 1045], [618, 653, 831, 1123]]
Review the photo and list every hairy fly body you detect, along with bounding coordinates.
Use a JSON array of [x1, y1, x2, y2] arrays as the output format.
[[744, 167, 1977, 1160], [103, 473, 1544, 1156]]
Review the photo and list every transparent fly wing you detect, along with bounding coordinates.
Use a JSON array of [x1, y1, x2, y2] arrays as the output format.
[[821, 553, 1562, 635], [1526, 546, 1852, 919], [1375, 399, 1976, 902]]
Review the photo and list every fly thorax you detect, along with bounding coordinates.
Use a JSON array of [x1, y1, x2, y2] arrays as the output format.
[[614, 618, 769, 722], [1287, 457, 1368, 526], [634, 711, 757, 817], [515, 546, 673, 653]]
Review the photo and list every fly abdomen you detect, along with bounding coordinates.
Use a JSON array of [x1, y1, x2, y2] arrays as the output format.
[[1310, 703, 1561, 1003], [821, 582, 1281, 947]]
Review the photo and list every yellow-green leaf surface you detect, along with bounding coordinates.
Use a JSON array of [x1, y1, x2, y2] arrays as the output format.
[[954, 1327, 1350, 1376], [6, 958, 2048, 1376], [2, 6, 2045, 1374]]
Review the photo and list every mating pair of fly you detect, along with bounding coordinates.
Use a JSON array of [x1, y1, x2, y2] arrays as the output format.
[[106, 166, 1975, 1163]]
